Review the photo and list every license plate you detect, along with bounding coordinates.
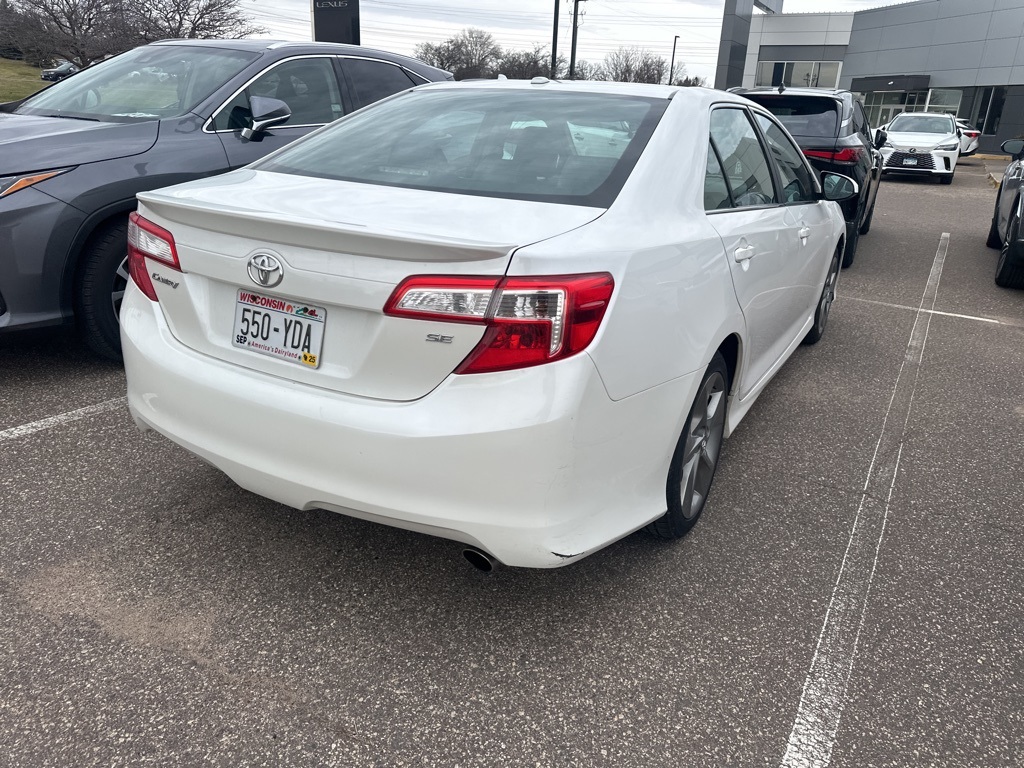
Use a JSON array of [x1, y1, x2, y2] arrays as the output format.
[[232, 290, 326, 368], [902, 157, 919, 166]]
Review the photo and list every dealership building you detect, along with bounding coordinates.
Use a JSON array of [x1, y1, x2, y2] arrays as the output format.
[[715, 0, 1024, 153]]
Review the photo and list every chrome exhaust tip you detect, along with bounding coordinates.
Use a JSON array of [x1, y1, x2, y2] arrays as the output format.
[[462, 547, 497, 573]]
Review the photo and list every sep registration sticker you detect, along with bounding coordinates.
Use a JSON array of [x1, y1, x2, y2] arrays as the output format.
[[232, 290, 326, 368]]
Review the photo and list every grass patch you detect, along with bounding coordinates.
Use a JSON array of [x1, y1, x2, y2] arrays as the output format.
[[0, 57, 47, 103]]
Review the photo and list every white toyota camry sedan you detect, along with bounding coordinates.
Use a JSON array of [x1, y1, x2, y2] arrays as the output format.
[[121, 81, 854, 569]]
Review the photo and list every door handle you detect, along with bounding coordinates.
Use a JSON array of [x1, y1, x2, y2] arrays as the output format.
[[734, 245, 755, 262], [798, 226, 811, 244]]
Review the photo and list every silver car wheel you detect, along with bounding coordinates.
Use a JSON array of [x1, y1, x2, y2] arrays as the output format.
[[111, 255, 129, 319], [678, 370, 727, 520]]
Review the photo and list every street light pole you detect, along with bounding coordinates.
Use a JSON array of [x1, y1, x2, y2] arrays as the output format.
[[569, 0, 586, 79], [669, 35, 680, 86], [551, 0, 560, 77]]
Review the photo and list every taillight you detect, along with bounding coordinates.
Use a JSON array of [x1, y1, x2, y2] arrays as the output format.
[[384, 273, 614, 374], [127, 211, 180, 301], [803, 147, 864, 164]]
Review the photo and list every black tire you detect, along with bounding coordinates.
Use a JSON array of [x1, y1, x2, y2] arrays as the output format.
[[803, 245, 841, 346], [647, 352, 729, 540], [995, 210, 1024, 289], [987, 195, 1003, 249], [858, 193, 877, 236], [76, 217, 130, 361], [939, 171, 954, 185], [841, 223, 859, 268]]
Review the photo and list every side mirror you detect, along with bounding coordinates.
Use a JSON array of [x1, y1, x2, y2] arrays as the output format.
[[1001, 139, 1024, 159], [821, 172, 859, 202], [874, 129, 887, 150], [240, 96, 291, 140]]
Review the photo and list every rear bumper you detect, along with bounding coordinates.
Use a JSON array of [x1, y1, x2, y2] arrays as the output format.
[[121, 285, 699, 568]]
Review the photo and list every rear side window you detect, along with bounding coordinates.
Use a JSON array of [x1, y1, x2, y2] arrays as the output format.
[[704, 142, 732, 210], [747, 95, 839, 138], [343, 59, 417, 110], [256, 89, 667, 207], [709, 108, 776, 208]]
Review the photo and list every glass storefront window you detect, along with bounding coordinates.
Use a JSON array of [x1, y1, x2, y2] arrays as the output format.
[[754, 61, 841, 89]]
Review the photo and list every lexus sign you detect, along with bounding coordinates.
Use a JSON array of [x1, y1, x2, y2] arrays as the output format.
[[312, 0, 360, 45]]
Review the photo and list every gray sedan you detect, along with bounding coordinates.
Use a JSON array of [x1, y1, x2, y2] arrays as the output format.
[[986, 139, 1024, 289], [0, 39, 450, 359]]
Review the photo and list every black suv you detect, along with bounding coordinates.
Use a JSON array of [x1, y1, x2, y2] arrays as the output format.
[[732, 87, 884, 268], [0, 39, 450, 359]]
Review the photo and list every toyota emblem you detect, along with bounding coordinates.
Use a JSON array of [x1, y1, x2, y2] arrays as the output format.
[[247, 253, 284, 288]]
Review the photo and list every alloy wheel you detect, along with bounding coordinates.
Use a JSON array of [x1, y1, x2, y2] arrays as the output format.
[[678, 370, 727, 519], [111, 255, 129, 320]]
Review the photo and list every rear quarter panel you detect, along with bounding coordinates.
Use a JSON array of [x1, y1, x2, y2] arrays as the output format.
[[508, 94, 744, 403]]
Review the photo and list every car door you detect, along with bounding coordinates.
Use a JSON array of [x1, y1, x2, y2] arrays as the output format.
[[998, 154, 1024, 237], [706, 106, 826, 395], [210, 56, 345, 169]]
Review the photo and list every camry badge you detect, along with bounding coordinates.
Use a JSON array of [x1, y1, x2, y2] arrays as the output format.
[[247, 253, 284, 288]]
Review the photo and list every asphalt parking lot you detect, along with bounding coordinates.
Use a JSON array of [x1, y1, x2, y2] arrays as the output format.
[[2, 156, 1023, 767]]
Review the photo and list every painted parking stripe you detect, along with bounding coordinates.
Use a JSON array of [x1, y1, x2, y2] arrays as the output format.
[[842, 295, 1022, 327], [0, 397, 127, 443], [780, 234, 950, 768]]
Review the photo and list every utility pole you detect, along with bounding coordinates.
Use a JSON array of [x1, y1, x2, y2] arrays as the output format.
[[669, 35, 680, 86], [568, 0, 586, 80], [551, 0, 559, 77]]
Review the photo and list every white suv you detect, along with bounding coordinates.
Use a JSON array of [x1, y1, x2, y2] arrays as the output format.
[[880, 112, 961, 184]]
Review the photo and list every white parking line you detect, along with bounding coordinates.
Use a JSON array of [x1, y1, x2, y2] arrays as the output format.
[[842, 295, 1020, 327], [0, 396, 127, 443], [780, 233, 950, 768]]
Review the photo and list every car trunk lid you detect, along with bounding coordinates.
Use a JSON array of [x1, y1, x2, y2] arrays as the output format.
[[135, 169, 605, 401]]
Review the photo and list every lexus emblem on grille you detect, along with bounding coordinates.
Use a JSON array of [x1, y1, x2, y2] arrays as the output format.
[[247, 253, 284, 288], [908, 147, 917, 153]]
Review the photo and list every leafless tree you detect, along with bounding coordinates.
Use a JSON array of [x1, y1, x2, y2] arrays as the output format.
[[414, 27, 501, 80], [131, 0, 262, 42], [571, 59, 605, 81], [495, 44, 566, 79], [603, 46, 666, 85], [10, 0, 135, 66]]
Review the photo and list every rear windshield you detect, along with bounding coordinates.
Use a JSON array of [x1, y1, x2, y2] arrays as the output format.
[[743, 95, 840, 138], [888, 114, 955, 134], [255, 88, 667, 207]]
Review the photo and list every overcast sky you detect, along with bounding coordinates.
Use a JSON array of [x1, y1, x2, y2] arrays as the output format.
[[239, 0, 904, 83]]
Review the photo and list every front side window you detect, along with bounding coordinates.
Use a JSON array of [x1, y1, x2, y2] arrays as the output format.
[[211, 57, 343, 131], [17, 45, 258, 123], [754, 113, 818, 204], [255, 89, 666, 207], [709, 108, 776, 208]]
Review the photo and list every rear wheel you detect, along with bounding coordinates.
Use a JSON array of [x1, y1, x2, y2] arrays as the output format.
[[858, 193, 877, 236], [76, 217, 129, 361], [647, 352, 728, 540], [841, 223, 859, 268], [987, 195, 1003, 249], [803, 245, 841, 345], [996, 209, 1024, 289]]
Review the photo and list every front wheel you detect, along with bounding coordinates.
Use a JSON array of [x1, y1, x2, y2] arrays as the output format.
[[647, 352, 729, 540], [803, 246, 841, 345], [76, 217, 130, 361]]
